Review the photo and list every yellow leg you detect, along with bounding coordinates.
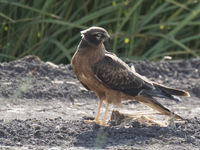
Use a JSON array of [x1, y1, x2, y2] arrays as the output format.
[[85, 99, 103, 124], [95, 99, 103, 122], [102, 102, 109, 126]]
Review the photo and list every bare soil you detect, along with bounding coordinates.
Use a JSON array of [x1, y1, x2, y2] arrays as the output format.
[[0, 55, 199, 150]]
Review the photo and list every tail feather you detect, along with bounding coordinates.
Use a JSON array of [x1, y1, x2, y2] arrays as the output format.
[[143, 88, 182, 102], [153, 83, 190, 97], [135, 83, 189, 120], [135, 95, 184, 120]]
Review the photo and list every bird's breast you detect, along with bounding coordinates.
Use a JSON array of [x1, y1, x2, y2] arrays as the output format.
[[71, 46, 107, 94]]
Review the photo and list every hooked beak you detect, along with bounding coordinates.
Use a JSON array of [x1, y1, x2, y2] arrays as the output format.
[[105, 33, 112, 42]]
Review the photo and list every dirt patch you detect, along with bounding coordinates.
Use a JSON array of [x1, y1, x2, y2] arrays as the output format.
[[0, 56, 199, 149]]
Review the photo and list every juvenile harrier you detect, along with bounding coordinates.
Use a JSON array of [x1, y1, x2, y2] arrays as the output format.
[[71, 26, 190, 126]]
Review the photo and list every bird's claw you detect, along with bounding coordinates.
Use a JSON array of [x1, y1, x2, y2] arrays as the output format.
[[84, 120, 96, 124], [84, 120, 108, 127]]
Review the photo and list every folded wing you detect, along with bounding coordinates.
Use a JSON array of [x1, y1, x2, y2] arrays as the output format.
[[92, 54, 153, 97]]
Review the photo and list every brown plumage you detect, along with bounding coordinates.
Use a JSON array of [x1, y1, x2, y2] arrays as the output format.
[[71, 26, 190, 126]]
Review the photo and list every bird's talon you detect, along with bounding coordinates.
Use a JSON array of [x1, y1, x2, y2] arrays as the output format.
[[84, 120, 96, 124], [97, 121, 109, 127], [84, 120, 108, 127], [84, 119, 101, 124]]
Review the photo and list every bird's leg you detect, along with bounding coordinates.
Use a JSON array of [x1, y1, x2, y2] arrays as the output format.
[[101, 102, 109, 126], [94, 99, 103, 123], [85, 99, 103, 124]]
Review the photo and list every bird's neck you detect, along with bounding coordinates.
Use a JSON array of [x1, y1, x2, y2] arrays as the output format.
[[78, 38, 106, 54], [78, 38, 96, 48], [75, 38, 106, 65]]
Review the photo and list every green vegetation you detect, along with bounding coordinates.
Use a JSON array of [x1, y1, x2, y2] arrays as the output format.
[[0, 0, 200, 64]]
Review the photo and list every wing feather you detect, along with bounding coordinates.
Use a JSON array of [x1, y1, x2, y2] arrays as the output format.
[[92, 54, 153, 96]]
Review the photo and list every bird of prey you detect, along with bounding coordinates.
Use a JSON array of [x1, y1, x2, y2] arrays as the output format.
[[71, 26, 190, 126]]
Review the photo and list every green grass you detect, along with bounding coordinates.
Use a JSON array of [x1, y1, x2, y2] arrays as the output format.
[[0, 0, 200, 64]]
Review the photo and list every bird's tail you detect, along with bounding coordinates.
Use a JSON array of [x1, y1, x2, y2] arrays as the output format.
[[135, 95, 183, 120], [143, 82, 190, 102], [153, 83, 190, 97]]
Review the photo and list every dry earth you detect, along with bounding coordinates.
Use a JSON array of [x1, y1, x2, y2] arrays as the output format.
[[0, 55, 200, 150]]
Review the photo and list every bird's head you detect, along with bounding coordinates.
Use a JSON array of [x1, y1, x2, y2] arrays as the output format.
[[80, 26, 111, 46]]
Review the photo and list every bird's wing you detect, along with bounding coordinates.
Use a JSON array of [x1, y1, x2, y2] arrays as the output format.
[[79, 80, 91, 90], [92, 54, 153, 96]]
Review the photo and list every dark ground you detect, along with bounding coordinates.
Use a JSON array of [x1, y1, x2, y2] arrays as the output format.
[[0, 55, 199, 150]]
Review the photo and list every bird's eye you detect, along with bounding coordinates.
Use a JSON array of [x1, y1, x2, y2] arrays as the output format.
[[95, 33, 102, 37]]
